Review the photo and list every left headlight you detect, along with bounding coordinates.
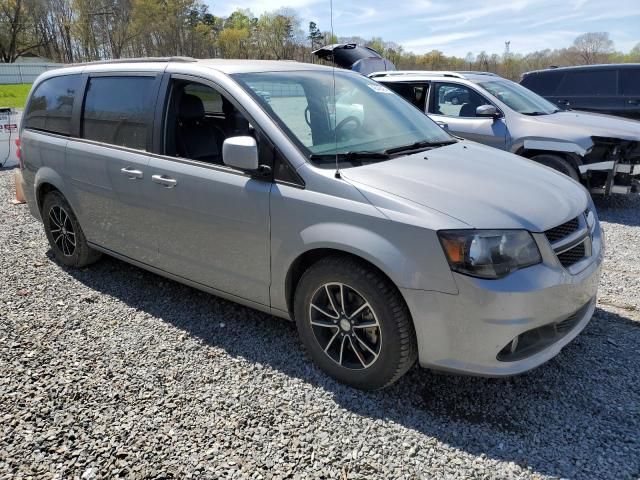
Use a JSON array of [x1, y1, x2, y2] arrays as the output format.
[[438, 230, 542, 279]]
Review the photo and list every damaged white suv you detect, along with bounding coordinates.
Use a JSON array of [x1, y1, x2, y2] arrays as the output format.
[[372, 71, 640, 195]]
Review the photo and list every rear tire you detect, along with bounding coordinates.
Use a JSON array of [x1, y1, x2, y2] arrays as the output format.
[[42, 191, 101, 268], [531, 154, 580, 182], [294, 256, 417, 390]]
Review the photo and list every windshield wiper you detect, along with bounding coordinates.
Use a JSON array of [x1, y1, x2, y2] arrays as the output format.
[[384, 139, 457, 155], [522, 111, 550, 116], [309, 151, 390, 162]]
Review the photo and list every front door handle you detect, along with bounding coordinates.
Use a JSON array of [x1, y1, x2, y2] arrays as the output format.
[[121, 167, 143, 179], [436, 121, 449, 131], [152, 174, 177, 188]]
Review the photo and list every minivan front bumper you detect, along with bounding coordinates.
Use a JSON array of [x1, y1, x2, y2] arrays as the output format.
[[401, 227, 604, 377]]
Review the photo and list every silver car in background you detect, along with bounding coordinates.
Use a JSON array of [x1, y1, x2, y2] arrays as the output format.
[[19, 58, 603, 389], [372, 71, 640, 195]]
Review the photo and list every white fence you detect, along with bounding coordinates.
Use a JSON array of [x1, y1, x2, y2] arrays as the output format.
[[0, 63, 62, 84]]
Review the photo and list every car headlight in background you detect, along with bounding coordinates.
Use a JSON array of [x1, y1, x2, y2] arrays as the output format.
[[438, 230, 542, 279]]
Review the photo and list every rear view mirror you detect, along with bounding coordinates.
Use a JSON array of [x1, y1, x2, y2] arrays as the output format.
[[476, 105, 500, 118], [222, 136, 259, 171]]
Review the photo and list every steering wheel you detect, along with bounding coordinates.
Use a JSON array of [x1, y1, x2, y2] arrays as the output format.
[[334, 115, 362, 139]]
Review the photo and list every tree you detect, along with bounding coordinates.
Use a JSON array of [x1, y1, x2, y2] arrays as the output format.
[[307, 21, 322, 50], [0, 0, 48, 62], [572, 32, 614, 64]]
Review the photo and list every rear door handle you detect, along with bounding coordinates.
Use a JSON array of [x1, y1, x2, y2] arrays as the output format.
[[627, 99, 640, 105], [152, 174, 177, 188], [121, 167, 143, 179]]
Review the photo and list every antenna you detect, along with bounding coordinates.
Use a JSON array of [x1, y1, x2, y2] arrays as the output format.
[[330, 0, 340, 179]]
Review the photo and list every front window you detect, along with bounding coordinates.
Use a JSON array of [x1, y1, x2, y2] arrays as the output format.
[[430, 83, 491, 118], [233, 70, 453, 167], [479, 79, 559, 115]]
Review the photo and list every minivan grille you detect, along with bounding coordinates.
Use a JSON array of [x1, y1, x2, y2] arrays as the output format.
[[557, 242, 586, 268], [545, 217, 580, 243], [544, 212, 591, 270]]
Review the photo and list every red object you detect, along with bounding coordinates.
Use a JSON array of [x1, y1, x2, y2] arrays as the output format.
[[15, 138, 23, 169]]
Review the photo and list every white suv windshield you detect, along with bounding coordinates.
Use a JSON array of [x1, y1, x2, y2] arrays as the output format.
[[233, 70, 454, 166], [479, 79, 560, 115]]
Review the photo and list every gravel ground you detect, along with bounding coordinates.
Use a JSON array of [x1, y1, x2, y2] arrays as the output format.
[[1, 167, 638, 480]]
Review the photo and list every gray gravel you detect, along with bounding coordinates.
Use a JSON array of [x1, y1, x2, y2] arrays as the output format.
[[1, 167, 639, 480]]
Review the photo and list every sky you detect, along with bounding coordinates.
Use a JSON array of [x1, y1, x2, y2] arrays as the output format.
[[210, 0, 640, 57]]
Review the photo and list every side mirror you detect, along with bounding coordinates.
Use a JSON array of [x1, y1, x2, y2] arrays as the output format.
[[476, 104, 500, 118], [222, 136, 259, 171]]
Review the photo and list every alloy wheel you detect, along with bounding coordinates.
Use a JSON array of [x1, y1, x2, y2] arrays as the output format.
[[49, 205, 76, 257], [308, 282, 382, 370]]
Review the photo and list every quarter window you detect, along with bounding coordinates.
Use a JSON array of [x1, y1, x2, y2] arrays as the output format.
[[24, 74, 81, 136], [82, 76, 156, 150]]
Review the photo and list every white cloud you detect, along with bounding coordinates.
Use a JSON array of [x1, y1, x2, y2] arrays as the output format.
[[403, 31, 489, 51]]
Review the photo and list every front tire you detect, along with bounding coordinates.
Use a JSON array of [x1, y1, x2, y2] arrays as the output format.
[[42, 191, 101, 267], [531, 154, 580, 182], [294, 256, 417, 390]]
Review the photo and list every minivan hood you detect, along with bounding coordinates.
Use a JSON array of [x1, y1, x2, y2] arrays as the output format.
[[525, 110, 640, 141], [341, 141, 588, 231]]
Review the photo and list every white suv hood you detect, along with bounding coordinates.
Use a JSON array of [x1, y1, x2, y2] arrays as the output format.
[[341, 141, 589, 232], [527, 110, 640, 142]]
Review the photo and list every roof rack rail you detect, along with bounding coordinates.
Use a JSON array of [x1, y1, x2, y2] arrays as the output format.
[[369, 70, 500, 79], [369, 70, 466, 79], [454, 71, 499, 76], [73, 56, 197, 66]]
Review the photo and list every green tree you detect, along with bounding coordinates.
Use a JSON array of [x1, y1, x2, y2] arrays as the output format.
[[307, 21, 322, 49]]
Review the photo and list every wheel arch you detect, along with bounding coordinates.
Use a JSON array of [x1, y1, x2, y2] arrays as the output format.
[[284, 248, 404, 319], [515, 146, 583, 171], [34, 167, 67, 214]]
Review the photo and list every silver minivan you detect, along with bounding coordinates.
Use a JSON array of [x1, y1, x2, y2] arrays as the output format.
[[19, 58, 603, 390]]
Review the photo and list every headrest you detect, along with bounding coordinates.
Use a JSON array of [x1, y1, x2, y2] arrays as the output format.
[[179, 94, 205, 120]]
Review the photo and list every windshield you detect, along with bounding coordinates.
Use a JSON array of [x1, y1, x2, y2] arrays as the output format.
[[233, 70, 454, 166], [479, 79, 560, 115]]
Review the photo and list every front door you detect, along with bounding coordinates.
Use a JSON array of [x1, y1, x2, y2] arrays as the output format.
[[146, 77, 272, 305], [428, 82, 508, 150]]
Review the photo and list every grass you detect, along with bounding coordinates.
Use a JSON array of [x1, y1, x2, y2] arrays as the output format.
[[0, 84, 32, 109]]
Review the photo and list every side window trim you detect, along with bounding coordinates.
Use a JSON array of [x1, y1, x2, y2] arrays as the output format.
[[155, 72, 304, 188], [70, 73, 89, 138], [79, 71, 162, 152], [431, 81, 499, 119]]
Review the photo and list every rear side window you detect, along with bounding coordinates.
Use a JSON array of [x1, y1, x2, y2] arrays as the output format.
[[620, 69, 640, 96], [24, 74, 81, 135], [521, 72, 561, 96], [384, 83, 429, 111], [82, 76, 156, 150], [556, 70, 617, 96]]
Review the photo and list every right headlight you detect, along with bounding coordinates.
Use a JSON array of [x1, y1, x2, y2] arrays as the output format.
[[438, 230, 542, 279]]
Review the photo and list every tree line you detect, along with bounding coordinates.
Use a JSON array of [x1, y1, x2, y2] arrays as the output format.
[[1, 0, 639, 80]]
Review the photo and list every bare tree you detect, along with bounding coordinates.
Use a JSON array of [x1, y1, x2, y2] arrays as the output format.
[[572, 32, 614, 64]]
